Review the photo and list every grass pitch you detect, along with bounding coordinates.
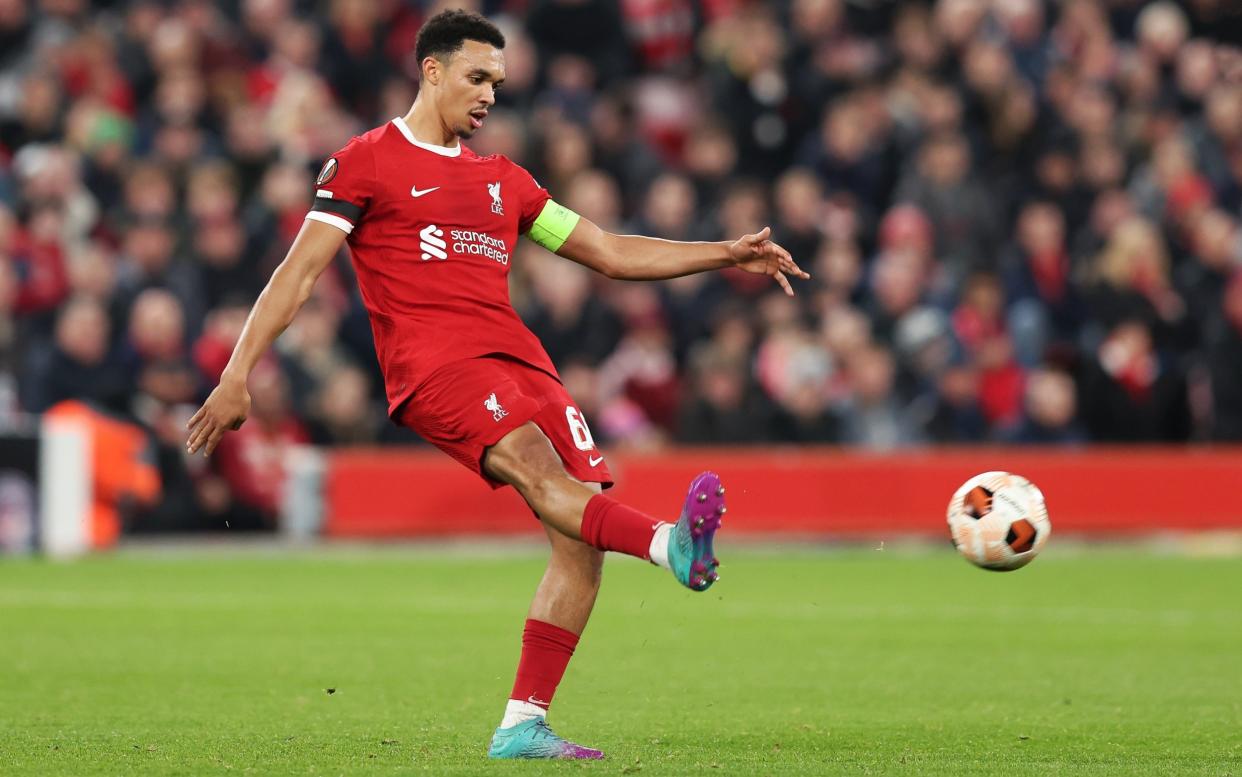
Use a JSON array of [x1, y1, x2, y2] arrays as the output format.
[[1, 544, 1239, 776]]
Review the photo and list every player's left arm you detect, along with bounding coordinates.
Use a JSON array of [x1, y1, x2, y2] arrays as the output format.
[[526, 200, 810, 296]]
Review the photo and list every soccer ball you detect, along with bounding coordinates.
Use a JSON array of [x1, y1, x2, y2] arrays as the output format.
[[946, 471, 1050, 571]]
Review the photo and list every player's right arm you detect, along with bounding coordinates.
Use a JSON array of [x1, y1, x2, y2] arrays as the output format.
[[530, 201, 807, 295], [185, 219, 345, 456], [511, 167, 806, 293]]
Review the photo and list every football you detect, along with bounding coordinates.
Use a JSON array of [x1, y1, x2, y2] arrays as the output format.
[[947, 471, 1051, 571]]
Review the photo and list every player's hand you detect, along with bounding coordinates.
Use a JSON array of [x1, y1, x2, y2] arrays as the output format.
[[729, 227, 810, 296], [186, 377, 250, 457]]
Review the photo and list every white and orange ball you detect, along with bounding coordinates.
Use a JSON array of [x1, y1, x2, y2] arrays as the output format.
[[947, 471, 1051, 571]]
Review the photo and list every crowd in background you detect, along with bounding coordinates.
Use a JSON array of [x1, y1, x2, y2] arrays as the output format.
[[2, 0, 1242, 530]]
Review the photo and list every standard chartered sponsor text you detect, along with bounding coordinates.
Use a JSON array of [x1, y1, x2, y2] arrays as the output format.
[[451, 229, 510, 265]]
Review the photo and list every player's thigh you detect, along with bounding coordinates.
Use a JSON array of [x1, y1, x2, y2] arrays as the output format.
[[396, 358, 542, 486], [481, 421, 570, 490]]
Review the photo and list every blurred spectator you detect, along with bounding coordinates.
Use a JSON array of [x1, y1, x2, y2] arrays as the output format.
[[838, 344, 922, 449], [953, 273, 1025, 427], [713, 180, 774, 298], [1002, 201, 1084, 365], [194, 297, 250, 384], [193, 214, 259, 310], [703, 8, 792, 176], [893, 306, 954, 394], [308, 364, 380, 446], [681, 117, 737, 210], [632, 172, 699, 241], [0, 257, 20, 417], [25, 296, 128, 412], [0, 73, 63, 150], [811, 239, 863, 311], [9, 200, 70, 317], [598, 285, 680, 437], [524, 254, 622, 366], [538, 119, 594, 197], [771, 168, 824, 266], [756, 311, 839, 443], [678, 342, 769, 444], [128, 288, 185, 365], [917, 362, 987, 443], [1207, 272, 1242, 440], [1088, 216, 1190, 347], [798, 97, 892, 216], [1177, 209, 1240, 334], [114, 215, 204, 327], [274, 292, 354, 416], [866, 241, 931, 346], [319, 0, 388, 117], [1192, 85, 1242, 209], [1079, 320, 1191, 442], [1136, 2, 1189, 68], [1000, 368, 1086, 445], [526, 0, 631, 86], [895, 132, 1001, 282]]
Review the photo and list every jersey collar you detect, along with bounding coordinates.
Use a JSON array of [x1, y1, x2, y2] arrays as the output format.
[[391, 116, 463, 157]]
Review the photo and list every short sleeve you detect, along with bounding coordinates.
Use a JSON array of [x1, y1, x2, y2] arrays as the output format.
[[509, 161, 552, 234], [306, 138, 376, 235]]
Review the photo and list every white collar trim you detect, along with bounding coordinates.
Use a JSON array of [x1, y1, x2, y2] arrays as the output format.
[[391, 117, 462, 157]]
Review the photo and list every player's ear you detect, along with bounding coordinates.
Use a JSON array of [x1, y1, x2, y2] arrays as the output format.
[[422, 56, 441, 86]]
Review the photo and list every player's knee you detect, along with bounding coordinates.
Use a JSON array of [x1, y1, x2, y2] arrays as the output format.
[[551, 538, 604, 588], [584, 549, 604, 588], [522, 467, 574, 512]]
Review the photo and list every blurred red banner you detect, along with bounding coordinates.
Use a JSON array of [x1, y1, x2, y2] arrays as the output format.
[[323, 447, 1242, 537]]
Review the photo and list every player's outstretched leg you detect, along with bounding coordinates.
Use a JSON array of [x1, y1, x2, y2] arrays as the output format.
[[484, 424, 726, 590], [651, 471, 726, 591]]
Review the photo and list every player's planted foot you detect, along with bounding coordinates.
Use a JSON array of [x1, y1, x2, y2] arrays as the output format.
[[487, 718, 605, 760], [668, 471, 725, 591]]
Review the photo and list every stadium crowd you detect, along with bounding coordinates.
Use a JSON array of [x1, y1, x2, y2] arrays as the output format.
[[2, 0, 1242, 530]]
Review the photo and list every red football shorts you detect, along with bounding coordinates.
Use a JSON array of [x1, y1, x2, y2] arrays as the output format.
[[394, 355, 613, 490]]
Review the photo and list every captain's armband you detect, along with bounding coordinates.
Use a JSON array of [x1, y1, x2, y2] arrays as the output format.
[[526, 200, 581, 252]]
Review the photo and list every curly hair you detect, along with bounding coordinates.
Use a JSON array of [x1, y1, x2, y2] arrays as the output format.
[[415, 9, 505, 73]]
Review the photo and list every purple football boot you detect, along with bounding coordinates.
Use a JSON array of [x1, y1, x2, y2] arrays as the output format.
[[668, 471, 725, 591]]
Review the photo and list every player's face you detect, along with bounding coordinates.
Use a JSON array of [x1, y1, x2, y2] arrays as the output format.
[[434, 40, 505, 140]]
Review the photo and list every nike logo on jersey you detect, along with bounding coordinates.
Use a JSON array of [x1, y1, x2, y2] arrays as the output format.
[[588, 455, 604, 467], [410, 185, 440, 198]]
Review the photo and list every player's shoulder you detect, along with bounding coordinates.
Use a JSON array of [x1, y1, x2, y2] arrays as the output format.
[[327, 123, 389, 165], [455, 149, 539, 186], [486, 153, 539, 182], [344, 121, 398, 151], [457, 147, 516, 168]]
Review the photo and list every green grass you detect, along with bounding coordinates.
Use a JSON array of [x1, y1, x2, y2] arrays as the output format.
[[1, 545, 1239, 775]]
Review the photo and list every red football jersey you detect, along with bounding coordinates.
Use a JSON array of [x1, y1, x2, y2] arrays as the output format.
[[306, 117, 558, 416]]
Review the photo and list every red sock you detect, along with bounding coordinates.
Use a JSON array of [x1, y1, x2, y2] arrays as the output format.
[[510, 619, 579, 709], [579, 494, 661, 560]]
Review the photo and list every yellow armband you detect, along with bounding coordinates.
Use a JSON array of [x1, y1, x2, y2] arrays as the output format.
[[526, 200, 581, 252]]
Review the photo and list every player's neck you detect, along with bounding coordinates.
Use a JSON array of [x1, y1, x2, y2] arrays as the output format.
[[402, 101, 459, 149]]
